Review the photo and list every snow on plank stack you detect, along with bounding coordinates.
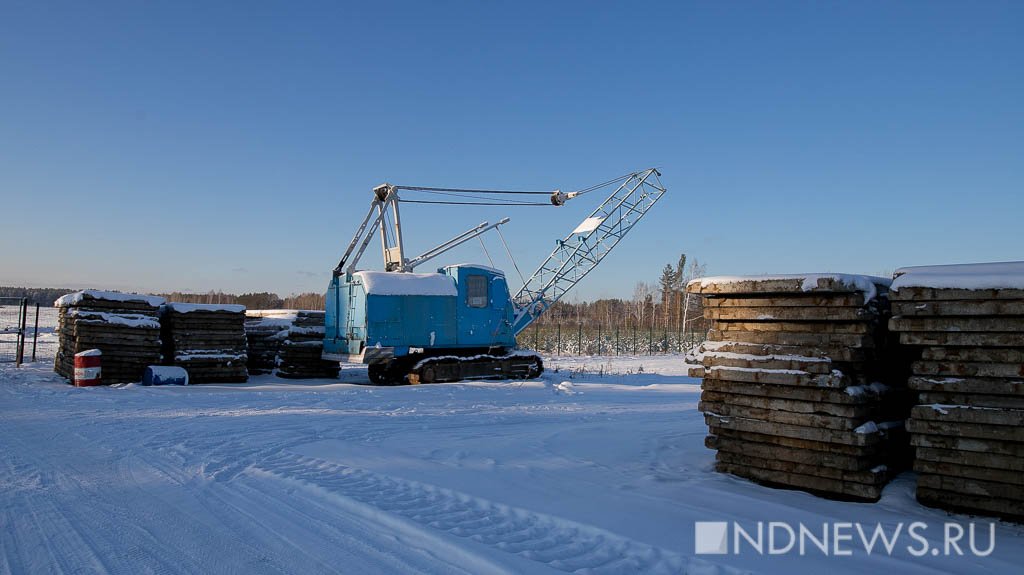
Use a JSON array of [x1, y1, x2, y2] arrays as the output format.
[[161, 303, 248, 383], [53, 290, 165, 384], [277, 310, 339, 379], [243, 310, 294, 375], [686, 274, 911, 501], [888, 261, 1024, 520]]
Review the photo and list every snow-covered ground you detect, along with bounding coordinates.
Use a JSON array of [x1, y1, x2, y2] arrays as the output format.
[[2, 354, 1022, 574]]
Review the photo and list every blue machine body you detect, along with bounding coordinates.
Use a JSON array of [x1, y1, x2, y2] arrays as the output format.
[[323, 264, 516, 364]]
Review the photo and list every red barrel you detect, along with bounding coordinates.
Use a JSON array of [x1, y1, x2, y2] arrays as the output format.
[[73, 349, 103, 387]]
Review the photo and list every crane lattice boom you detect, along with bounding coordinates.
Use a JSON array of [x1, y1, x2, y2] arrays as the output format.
[[511, 168, 667, 335]]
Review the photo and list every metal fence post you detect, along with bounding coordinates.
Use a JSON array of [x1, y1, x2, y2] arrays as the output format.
[[615, 326, 619, 355], [663, 330, 668, 354], [31, 303, 39, 362], [648, 325, 653, 355], [577, 323, 582, 356], [16, 298, 27, 367], [632, 326, 637, 355], [556, 323, 561, 356], [534, 322, 540, 351], [597, 324, 602, 355]]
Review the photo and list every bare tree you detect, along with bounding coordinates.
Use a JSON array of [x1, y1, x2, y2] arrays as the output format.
[[633, 282, 652, 328]]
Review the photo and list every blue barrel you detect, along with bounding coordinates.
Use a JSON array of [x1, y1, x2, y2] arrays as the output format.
[[141, 366, 190, 386]]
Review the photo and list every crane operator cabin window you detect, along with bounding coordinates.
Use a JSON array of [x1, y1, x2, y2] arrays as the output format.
[[467, 275, 488, 308]]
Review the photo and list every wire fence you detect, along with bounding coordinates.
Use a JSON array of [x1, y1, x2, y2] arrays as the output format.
[[0, 299, 27, 364], [29, 305, 60, 362], [517, 322, 706, 356], [6, 304, 709, 364], [0, 302, 58, 364]]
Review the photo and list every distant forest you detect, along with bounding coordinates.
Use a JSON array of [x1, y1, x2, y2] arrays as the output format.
[[533, 253, 708, 332], [0, 287, 77, 308], [1, 253, 706, 329], [0, 287, 325, 311]]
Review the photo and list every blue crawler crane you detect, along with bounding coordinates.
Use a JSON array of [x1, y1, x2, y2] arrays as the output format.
[[323, 169, 667, 384]]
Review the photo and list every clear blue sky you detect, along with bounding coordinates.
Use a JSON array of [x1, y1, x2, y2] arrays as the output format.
[[2, 1, 1021, 300]]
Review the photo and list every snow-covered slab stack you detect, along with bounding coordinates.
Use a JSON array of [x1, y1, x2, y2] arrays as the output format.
[[277, 310, 339, 379], [160, 303, 248, 383], [243, 310, 295, 375], [686, 274, 913, 501], [53, 290, 166, 384], [889, 261, 1024, 520]]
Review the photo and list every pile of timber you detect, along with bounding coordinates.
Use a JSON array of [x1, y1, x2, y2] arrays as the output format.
[[277, 310, 339, 379], [686, 274, 913, 501], [161, 303, 248, 383], [889, 261, 1024, 520], [243, 310, 294, 375], [54, 290, 165, 384]]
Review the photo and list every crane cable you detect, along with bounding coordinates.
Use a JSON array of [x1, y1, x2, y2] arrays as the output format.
[[399, 190, 549, 206], [477, 235, 496, 269], [564, 171, 638, 196], [495, 226, 527, 288], [400, 200, 551, 206], [399, 188, 549, 205], [395, 186, 551, 206], [392, 170, 643, 207], [394, 185, 551, 195]]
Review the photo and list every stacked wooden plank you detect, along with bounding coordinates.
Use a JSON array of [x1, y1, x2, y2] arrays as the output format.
[[161, 303, 248, 383], [53, 290, 165, 384], [277, 310, 339, 379], [686, 274, 913, 501], [889, 261, 1024, 520], [243, 310, 294, 375]]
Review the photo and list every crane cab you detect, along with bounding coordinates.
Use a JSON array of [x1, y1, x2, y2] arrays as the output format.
[[323, 264, 517, 368]]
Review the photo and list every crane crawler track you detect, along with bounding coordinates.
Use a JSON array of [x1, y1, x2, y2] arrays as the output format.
[[406, 352, 543, 384]]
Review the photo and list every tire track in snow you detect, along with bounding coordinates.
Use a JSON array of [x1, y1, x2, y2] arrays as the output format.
[[0, 415, 295, 575], [0, 429, 184, 575], [115, 418, 457, 574], [206, 476, 480, 575], [125, 423, 508, 574], [252, 452, 742, 575]]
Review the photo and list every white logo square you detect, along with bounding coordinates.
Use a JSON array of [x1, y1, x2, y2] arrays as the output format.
[[695, 521, 730, 555]]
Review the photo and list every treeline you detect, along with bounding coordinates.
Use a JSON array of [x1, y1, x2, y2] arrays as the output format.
[[0, 287, 326, 310], [154, 291, 325, 310], [3, 253, 707, 323], [531, 253, 709, 333], [0, 287, 78, 307]]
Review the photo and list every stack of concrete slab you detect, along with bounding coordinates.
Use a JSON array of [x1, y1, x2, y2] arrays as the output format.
[[686, 274, 912, 501], [161, 303, 249, 383], [53, 290, 166, 384], [277, 310, 339, 379], [889, 261, 1024, 520], [243, 310, 294, 375]]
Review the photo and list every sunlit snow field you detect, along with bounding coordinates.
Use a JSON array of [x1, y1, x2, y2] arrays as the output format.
[[2, 344, 1022, 573]]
